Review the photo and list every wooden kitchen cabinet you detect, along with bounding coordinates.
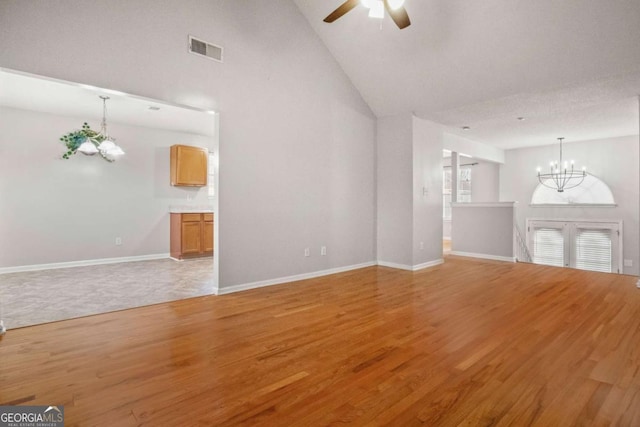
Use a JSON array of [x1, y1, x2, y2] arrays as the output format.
[[170, 145, 208, 186], [170, 213, 214, 260], [202, 214, 214, 252]]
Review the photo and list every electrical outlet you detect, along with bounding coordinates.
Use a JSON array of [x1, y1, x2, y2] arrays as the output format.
[[115, 237, 122, 246], [321, 246, 327, 256], [419, 241, 424, 250], [304, 248, 310, 257], [624, 259, 633, 267]]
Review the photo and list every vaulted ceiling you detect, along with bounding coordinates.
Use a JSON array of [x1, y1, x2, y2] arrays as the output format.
[[293, 0, 640, 149]]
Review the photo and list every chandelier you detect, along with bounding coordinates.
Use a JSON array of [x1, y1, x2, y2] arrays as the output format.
[[76, 96, 125, 161], [537, 137, 586, 192]]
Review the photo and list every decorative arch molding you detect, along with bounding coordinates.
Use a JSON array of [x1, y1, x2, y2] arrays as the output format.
[[531, 174, 616, 207]]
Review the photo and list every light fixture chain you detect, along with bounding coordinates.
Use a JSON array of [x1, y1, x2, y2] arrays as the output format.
[[559, 137, 563, 169], [100, 95, 110, 139]]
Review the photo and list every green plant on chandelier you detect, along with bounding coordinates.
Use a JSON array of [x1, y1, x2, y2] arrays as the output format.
[[59, 122, 113, 162]]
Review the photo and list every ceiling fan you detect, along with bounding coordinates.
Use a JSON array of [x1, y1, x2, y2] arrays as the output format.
[[324, 0, 411, 30]]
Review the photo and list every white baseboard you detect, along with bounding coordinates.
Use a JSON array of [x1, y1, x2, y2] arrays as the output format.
[[450, 251, 516, 263], [215, 261, 377, 295], [412, 259, 445, 270], [376, 261, 413, 271], [0, 253, 170, 275], [377, 259, 444, 271]]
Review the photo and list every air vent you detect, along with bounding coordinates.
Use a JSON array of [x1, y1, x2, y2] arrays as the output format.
[[189, 35, 223, 63]]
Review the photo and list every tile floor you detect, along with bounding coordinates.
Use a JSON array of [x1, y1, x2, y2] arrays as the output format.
[[0, 258, 215, 329]]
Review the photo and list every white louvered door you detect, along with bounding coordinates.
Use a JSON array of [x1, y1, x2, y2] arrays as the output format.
[[572, 223, 619, 273], [527, 220, 621, 274], [530, 222, 566, 267]]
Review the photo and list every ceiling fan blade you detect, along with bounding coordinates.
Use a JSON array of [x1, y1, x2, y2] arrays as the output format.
[[383, 0, 411, 29], [324, 0, 360, 23]]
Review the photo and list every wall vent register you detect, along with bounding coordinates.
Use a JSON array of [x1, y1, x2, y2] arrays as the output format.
[[189, 36, 223, 62]]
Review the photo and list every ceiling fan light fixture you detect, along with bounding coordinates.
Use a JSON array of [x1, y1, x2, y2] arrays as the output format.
[[324, 0, 410, 29], [368, 0, 384, 18], [387, 0, 405, 10]]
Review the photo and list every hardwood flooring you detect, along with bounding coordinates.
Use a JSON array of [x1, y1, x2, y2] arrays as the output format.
[[443, 239, 452, 253], [1, 256, 640, 426]]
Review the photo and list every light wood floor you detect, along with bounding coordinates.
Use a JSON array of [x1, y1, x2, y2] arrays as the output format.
[[443, 238, 452, 253], [1, 256, 640, 426]]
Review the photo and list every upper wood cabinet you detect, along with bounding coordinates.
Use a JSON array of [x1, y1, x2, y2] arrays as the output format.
[[170, 145, 208, 186]]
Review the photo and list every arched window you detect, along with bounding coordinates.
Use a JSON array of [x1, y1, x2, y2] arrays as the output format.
[[531, 174, 616, 206]]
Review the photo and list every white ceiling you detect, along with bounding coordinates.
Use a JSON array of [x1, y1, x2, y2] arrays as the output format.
[[293, 0, 640, 149], [0, 69, 216, 137]]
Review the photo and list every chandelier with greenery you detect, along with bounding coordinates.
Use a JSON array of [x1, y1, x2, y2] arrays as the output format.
[[60, 96, 125, 162]]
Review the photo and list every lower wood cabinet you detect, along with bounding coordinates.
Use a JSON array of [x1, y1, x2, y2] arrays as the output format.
[[170, 212, 214, 260]]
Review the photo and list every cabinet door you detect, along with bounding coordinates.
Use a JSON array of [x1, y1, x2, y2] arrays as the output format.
[[171, 145, 208, 186], [181, 221, 202, 254], [203, 220, 214, 253]]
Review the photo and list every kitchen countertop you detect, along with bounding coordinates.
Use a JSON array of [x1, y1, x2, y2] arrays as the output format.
[[169, 205, 214, 213]]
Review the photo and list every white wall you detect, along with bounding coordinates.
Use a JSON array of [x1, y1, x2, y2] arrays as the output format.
[[377, 115, 413, 266], [443, 221, 452, 240], [442, 157, 499, 239], [0, 106, 212, 267], [451, 203, 514, 259], [471, 160, 500, 202], [0, 0, 377, 288], [412, 117, 444, 265], [442, 157, 500, 202], [444, 132, 505, 164], [377, 115, 443, 268], [500, 135, 639, 275]]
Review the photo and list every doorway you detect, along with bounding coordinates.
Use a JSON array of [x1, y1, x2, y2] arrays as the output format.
[[0, 68, 220, 329]]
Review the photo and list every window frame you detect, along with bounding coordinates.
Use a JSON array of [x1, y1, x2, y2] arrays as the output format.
[[207, 152, 216, 199], [530, 174, 616, 207]]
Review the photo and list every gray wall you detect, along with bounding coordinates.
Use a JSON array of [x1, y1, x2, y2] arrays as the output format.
[[500, 135, 639, 275], [0, 0, 377, 288], [0, 106, 212, 267]]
